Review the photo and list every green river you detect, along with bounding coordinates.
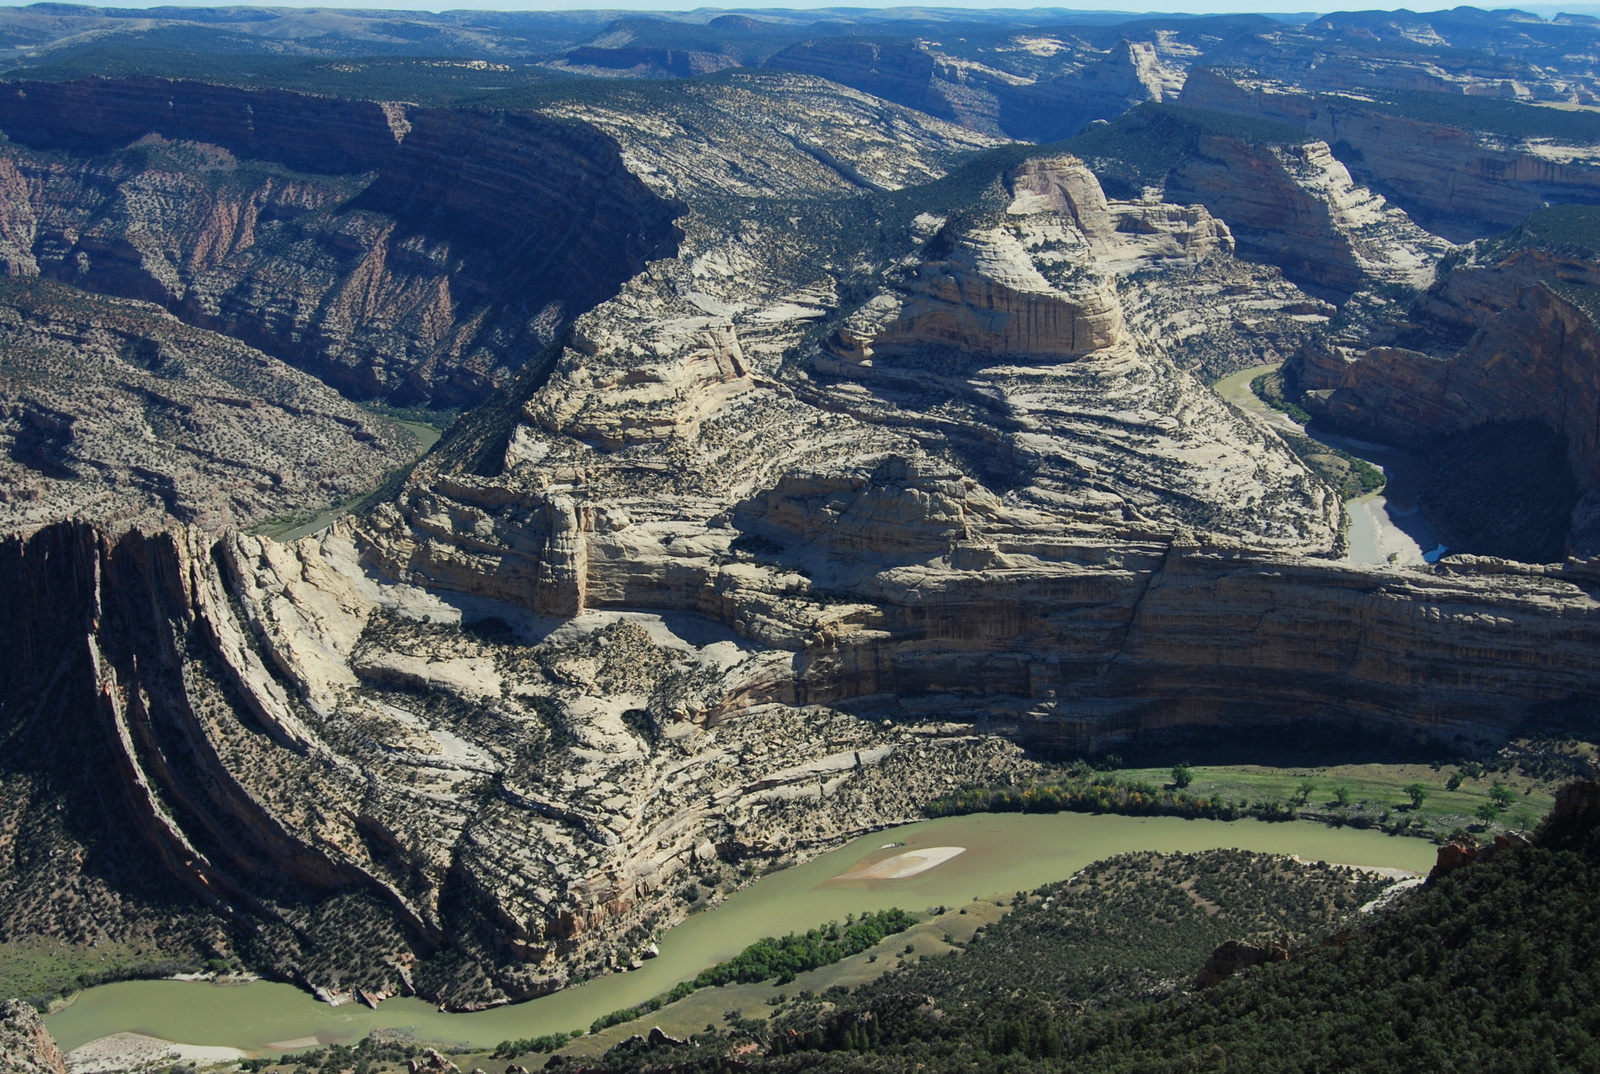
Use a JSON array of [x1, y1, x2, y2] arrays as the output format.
[[46, 813, 1435, 1054], [1211, 364, 1442, 566]]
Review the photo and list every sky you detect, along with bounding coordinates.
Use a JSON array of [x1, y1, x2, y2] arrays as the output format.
[[0, 0, 1594, 16]]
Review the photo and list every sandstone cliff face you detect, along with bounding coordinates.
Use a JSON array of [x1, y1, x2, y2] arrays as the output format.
[[0, 89, 1042, 1009], [0, 78, 683, 406], [7, 64, 1600, 1017], [1181, 67, 1600, 241], [997, 39, 1177, 142], [762, 37, 1182, 142], [13, 493, 1600, 1006], [1290, 242, 1600, 555], [797, 157, 1336, 550], [0, 519, 1038, 1009], [831, 222, 1127, 361], [1166, 134, 1450, 298]]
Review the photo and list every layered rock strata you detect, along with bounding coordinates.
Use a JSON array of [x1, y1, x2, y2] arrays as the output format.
[[1181, 67, 1600, 241], [0, 78, 683, 405], [11, 67, 1600, 1019], [0, 520, 1038, 1008], [10, 503, 1600, 1003], [1165, 134, 1451, 298], [1288, 230, 1600, 555], [762, 35, 1187, 142]]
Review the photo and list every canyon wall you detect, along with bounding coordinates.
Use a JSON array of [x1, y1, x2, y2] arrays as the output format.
[[1294, 249, 1600, 476], [763, 38, 1173, 142], [1181, 67, 1600, 241], [1288, 236, 1600, 556], [362, 489, 1600, 749], [1165, 134, 1449, 298], [8, 507, 1600, 1002], [0, 78, 683, 405]]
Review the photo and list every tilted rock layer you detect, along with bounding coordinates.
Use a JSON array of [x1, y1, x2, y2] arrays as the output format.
[[0, 78, 683, 406], [6, 73, 1600, 1018], [1181, 67, 1600, 241]]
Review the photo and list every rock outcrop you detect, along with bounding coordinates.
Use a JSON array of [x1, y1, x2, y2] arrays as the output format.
[[1166, 134, 1451, 298], [0, 520, 1040, 1009], [1195, 938, 1288, 988], [1287, 213, 1600, 556], [0, 1000, 65, 1074], [762, 36, 1184, 142], [0, 78, 683, 406], [1181, 67, 1600, 241], [8, 55, 1600, 1021], [0, 278, 420, 534]]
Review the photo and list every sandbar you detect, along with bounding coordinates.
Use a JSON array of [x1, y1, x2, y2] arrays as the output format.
[[832, 846, 966, 880], [67, 1032, 248, 1073]]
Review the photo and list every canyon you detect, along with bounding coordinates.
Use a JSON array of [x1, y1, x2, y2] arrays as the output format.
[[0, 78, 682, 407], [1, 9, 1600, 1025], [1181, 67, 1600, 241]]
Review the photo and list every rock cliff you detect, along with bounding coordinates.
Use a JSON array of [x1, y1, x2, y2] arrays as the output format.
[[1287, 210, 1600, 557], [7, 60, 1600, 1019], [0, 519, 1040, 1009], [1181, 67, 1600, 241], [10, 500, 1600, 1004], [0, 1000, 65, 1074], [0, 78, 683, 406], [763, 37, 1184, 143], [1166, 134, 1450, 299]]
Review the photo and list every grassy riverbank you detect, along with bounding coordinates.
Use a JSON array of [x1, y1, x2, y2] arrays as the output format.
[[928, 749, 1576, 845], [0, 939, 204, 1013]]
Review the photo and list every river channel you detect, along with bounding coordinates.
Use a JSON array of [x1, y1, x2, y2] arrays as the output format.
[[47, 813, 1435, 1054], [1212, 363, 1445, 566]]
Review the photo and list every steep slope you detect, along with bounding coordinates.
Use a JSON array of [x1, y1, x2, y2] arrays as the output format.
[[5, 65, 1600, 1019], [763, 37, 1183, 143], [0, 278, 418, 534], [1063, 104, 1450, 301], [0, 1000, 65, 1074], [1287, 206, 1600, 559], [1165, 134, 1450, 299], [1182, 67, 1600, 241], [0, 520, 1036, 1009], [0, 78, 683, 407]]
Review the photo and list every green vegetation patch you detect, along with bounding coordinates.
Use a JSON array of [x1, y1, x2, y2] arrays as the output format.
[[1062, 102, 1314, 192], [1478, 203, 1600, 262], [929, 756, 1557, 845], [1249, 368, 1386, 500], [1340, 89, 1600, 146], [925, 766, 1305, 825], [585, 788, 1600, 1073], [0, 940, 202, 1011], [582, 909, 919, 1036], [586, 849, 1399, 1070]]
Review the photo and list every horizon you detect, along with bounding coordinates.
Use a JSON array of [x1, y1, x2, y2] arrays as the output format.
[[0, 0, 1598, 19]]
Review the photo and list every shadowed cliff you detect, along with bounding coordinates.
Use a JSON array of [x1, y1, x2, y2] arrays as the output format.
[[0, 78, 684, 406]]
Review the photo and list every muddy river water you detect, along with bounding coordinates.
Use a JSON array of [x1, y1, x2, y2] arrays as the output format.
[[49, 377, 1445, 1054], [1211, 363, 1445, 566], [47, 814, 1435, 1054]]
